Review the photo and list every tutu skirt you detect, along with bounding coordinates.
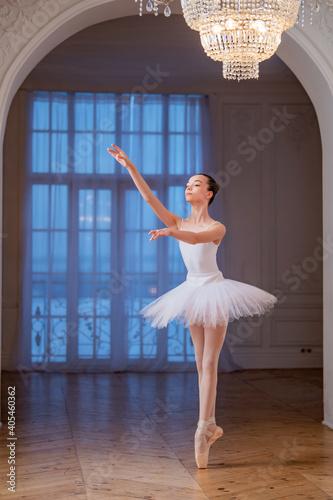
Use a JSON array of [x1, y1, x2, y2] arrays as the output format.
[[140, 270, 277, 329]]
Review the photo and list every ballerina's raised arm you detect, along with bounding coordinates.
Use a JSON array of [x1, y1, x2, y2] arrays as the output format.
[[108, 144, 182, 230], [108, 144, 225, 245]]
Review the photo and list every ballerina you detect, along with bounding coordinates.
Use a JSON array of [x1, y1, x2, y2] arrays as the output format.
[[108, 143, 277, 469]]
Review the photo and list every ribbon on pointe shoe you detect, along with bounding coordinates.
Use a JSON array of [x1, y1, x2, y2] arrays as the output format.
[[194, 420, 210, 469], [197, 417, 224, 446]]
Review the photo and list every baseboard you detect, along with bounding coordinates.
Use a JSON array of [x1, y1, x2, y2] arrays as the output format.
[[232, 352, 323, 369], [0, 353, 323, 371], [322, 420, 333, 430]]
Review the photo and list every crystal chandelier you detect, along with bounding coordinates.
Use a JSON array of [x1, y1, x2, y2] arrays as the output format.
[[135, 0, 332, 81], [181, 0, 301, 81], [135, 0, 174, 16]]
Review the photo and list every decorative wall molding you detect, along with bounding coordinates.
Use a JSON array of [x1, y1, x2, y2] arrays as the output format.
[[271, 317, 323, 347], [230, 106, 258, 147], [283, 105, 320, 150], [308, 0, 333, 46], [0, 0, 78, 76]]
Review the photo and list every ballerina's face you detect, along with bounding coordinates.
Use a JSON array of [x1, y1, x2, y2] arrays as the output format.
[[185, 175, 212, 206]]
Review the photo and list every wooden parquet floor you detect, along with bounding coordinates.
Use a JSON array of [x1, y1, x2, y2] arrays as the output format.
[[0, 368, 332, 500]]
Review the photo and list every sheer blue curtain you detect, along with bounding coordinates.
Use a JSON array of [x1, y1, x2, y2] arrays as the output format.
[[9, 91, 238, 373]]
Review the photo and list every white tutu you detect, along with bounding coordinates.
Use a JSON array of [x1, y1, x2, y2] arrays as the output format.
[[140, 219, 277, 329], [140, 270, 277, 329]]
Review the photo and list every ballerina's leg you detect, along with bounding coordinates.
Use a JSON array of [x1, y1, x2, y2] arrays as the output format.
[[199, 323, 227, 422], [189, 323, 226, 427], [191, 323, 227, 465], [189, 323, 204, 390]]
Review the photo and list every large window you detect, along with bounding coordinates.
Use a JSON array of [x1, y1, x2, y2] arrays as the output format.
[[26, 91, 207, 370]]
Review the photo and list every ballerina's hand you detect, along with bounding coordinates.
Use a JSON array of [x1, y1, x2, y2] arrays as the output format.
[[149, 228, 170, 241], [107, 144, 133, 169]]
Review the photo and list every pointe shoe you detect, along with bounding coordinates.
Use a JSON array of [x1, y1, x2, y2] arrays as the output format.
[[194, 420, 210, 469], [207, 416, 223, 446]]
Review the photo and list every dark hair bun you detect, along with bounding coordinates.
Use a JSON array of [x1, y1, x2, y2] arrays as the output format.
[[197, 173, 220, 206]]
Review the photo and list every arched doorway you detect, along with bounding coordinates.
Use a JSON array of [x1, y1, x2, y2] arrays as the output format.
[[0, 0, 332, 428]]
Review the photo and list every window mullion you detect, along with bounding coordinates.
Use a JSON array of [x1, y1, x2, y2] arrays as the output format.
[[66, 92, 78, 365], [93, 95, 97, 360], [47, 95, 52, 363]]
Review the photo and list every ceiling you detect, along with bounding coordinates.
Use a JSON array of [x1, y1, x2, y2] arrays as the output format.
[[21, 14, 303, 94]]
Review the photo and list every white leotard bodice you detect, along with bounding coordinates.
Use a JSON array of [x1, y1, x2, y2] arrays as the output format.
[[178, 220, 224, 281]]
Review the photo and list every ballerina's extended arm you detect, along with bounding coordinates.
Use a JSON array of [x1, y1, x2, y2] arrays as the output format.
[[148, 225, 226, 245], [108, 144, 225, 245], [108, 144, 181, 229]]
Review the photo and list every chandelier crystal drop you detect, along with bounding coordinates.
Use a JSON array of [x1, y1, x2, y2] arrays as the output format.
[[135, 0, 174, 17], [298, 0, 333, 25], [181, 0, 301, 81]]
